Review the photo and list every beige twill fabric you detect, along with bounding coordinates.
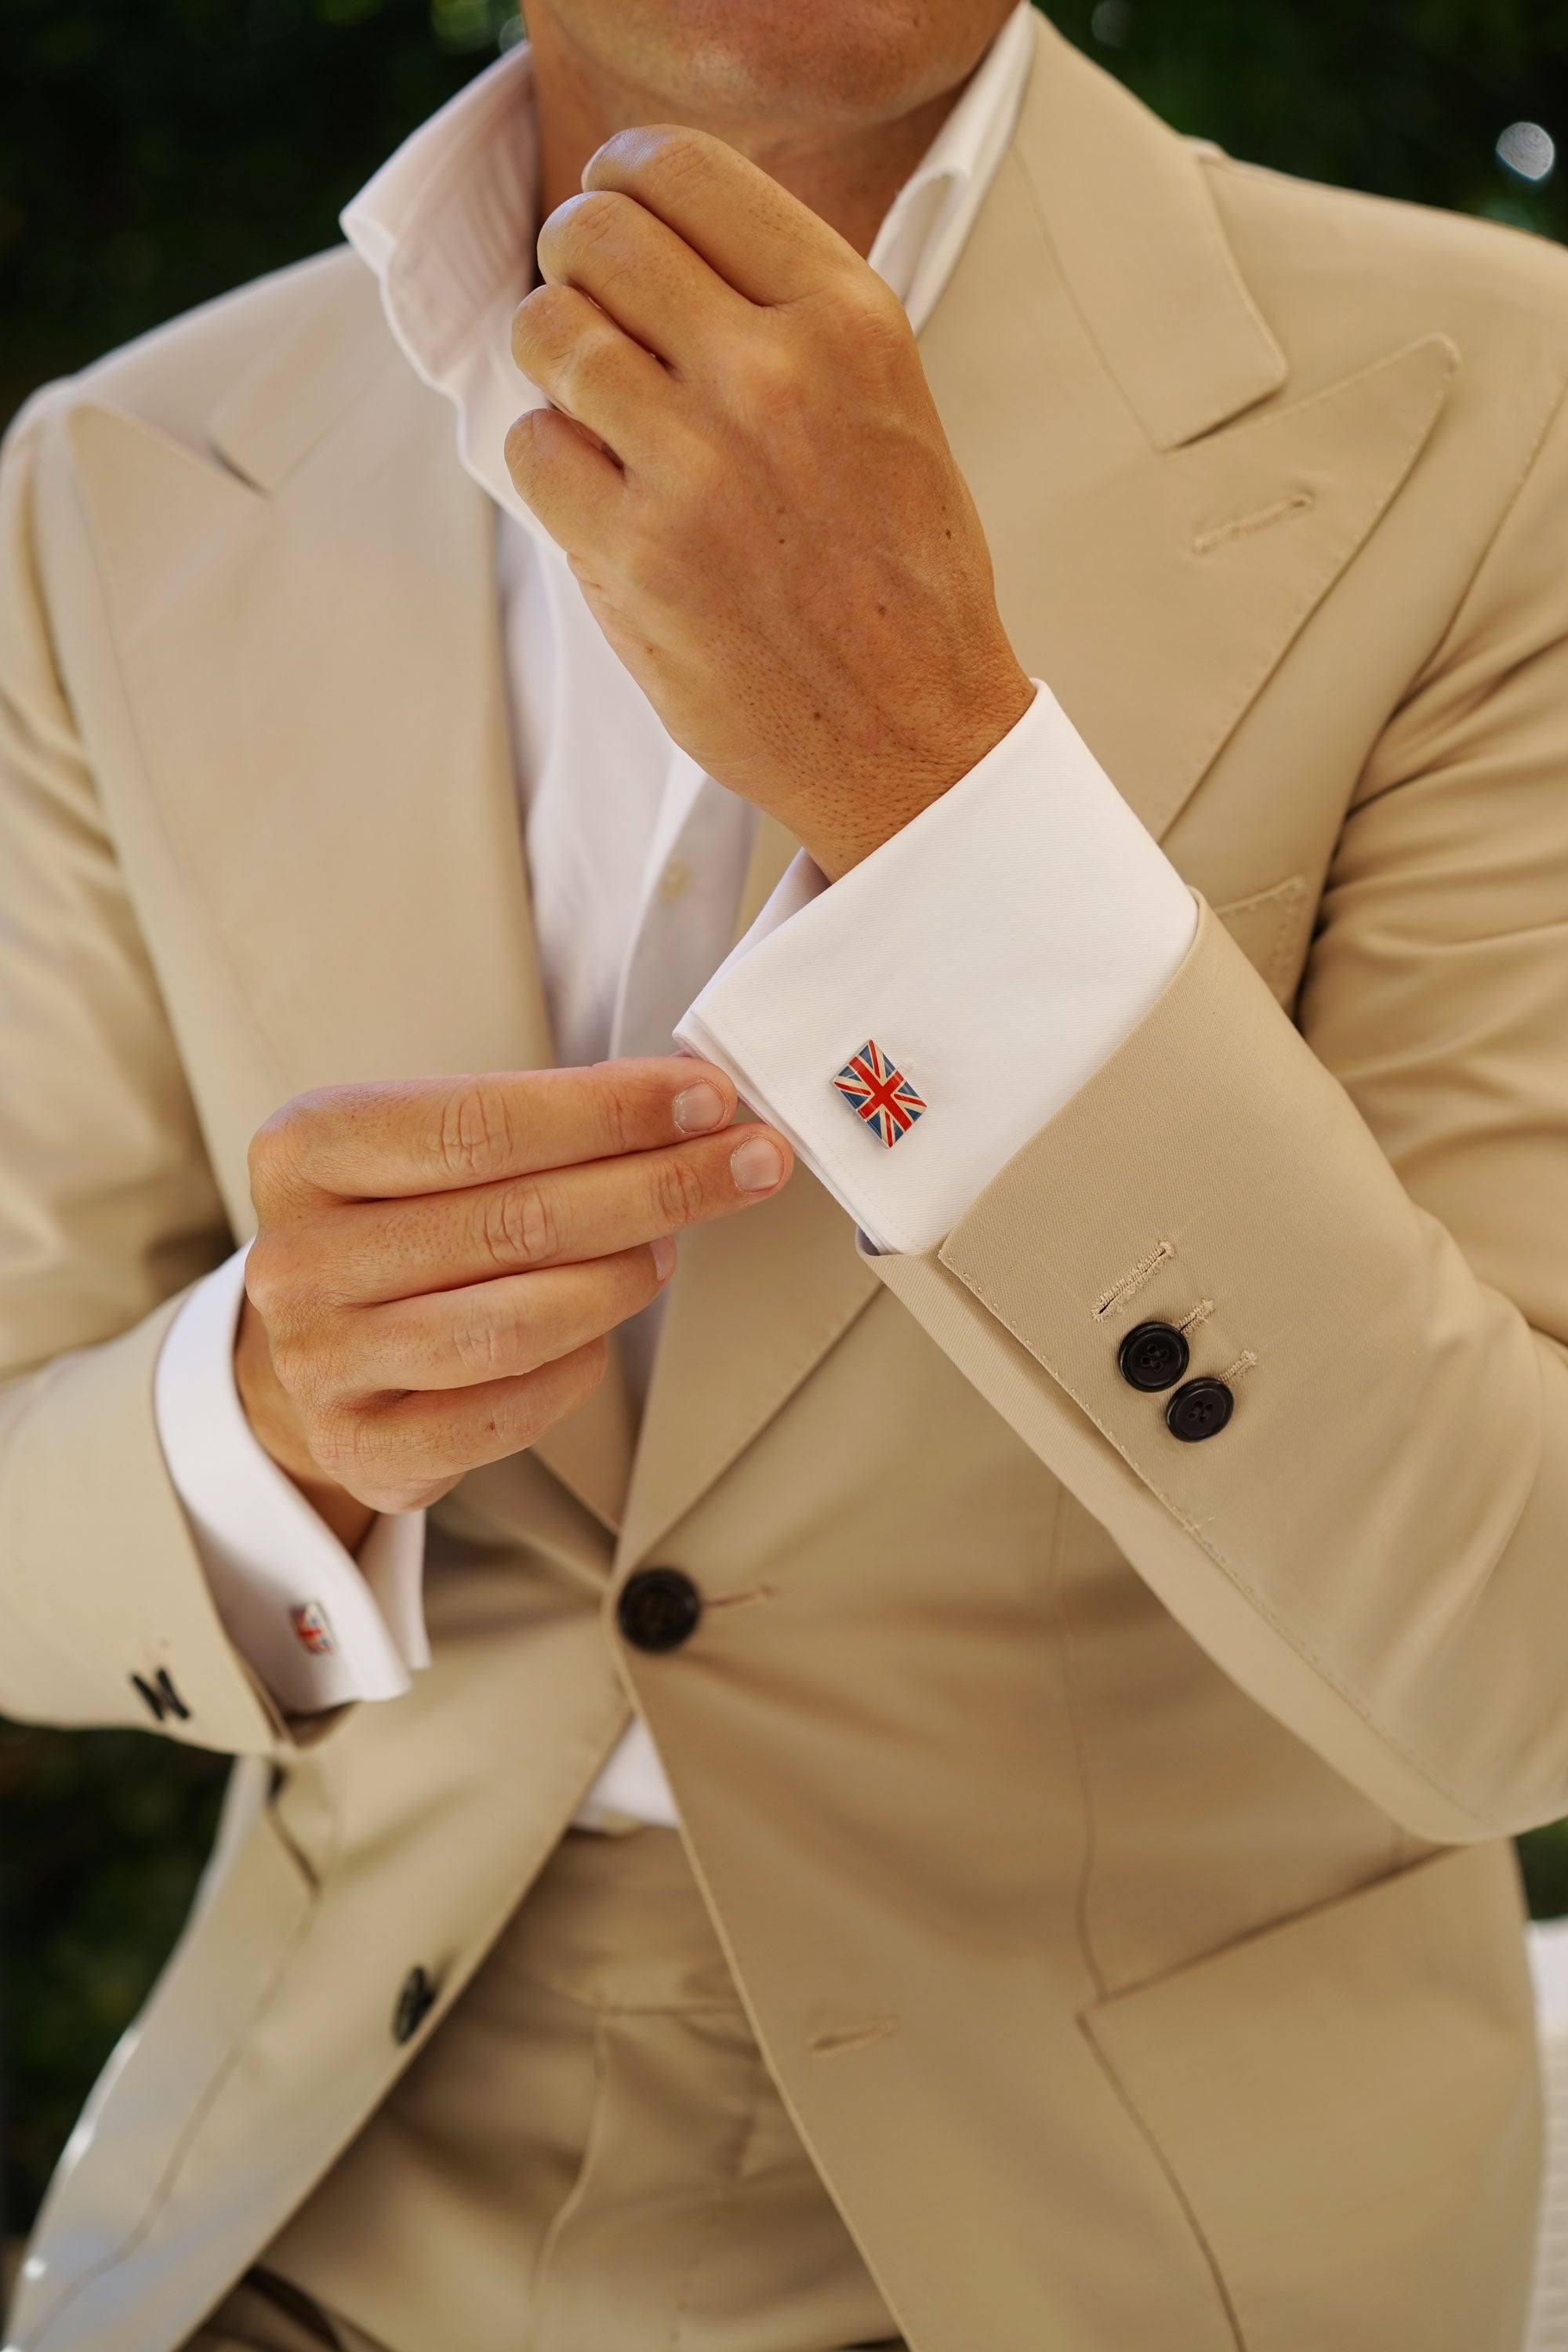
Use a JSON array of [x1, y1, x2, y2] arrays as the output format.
[[194, 1831, 902, 2352]]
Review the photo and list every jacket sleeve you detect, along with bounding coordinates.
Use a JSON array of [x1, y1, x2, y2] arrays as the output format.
[[0, 390, 282, 1755], [873, 387, 1568, 1846]]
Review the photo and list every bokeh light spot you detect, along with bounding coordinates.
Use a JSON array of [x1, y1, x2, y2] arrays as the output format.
[[1496, 122, 1556, 185]]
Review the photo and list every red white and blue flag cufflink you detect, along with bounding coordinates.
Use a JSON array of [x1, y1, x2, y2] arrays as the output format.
[[290, 1600, 336, 1656], [833, 1040, 926, 1149]]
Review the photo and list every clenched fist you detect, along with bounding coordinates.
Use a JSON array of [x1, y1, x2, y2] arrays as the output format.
[[505, 125, 1033, 880], [238, 1058, 792, 1548]]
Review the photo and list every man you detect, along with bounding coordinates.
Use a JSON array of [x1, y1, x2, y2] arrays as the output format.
[[2, 0, 1566, 2342]]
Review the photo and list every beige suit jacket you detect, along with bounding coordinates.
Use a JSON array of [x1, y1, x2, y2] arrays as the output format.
[[4, 17, 1566, 2350]]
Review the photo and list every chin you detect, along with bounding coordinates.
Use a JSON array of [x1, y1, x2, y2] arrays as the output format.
[[543, 0, 1006, 125]]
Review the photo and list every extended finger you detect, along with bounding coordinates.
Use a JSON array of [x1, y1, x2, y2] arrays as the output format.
[[511, 279, 673, 458], [582, 125, 860, 308], [250, 1057, 737, 1210], [289, 1121, 793, 1308], [533, 188, 747, 372], [337, 1245, 671, 1396], [316, 1342, 610, 1513]]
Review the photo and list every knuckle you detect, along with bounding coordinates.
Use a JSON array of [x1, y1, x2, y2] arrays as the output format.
[[553, 188, 626, 254], [270, 1349, 318, 1419], [514, 283, 626, 405], [837, 271, 903, 334], [437, 1080, 514, 1185], [561, 332, 618, 403], [617, 512, 695, 607], [651, 1150, 704, 1232], [593, 1069, 639, 1157], [592, 122, 710, 194], [735, 336, 798, 416], [625, 1248, 664, 1312], [269, 1305, 350, 1410], [247, 1105, 305, 1207], [513, 279, 572, 357], [249, 1085, 353, 1196], [507, 1388, 555, 1453], [481, 1178, 559, 1269], [311, 1399, 382, 1485], [449, 1298, 517, 1381], [816, 276, 909, 377], [637, 125, 710, 192], [503, 408, 539, 482], [298, 1396, 350, 1475], [243, 1228, 305, 1323], [570, 1334, 610, 1399], [519, 1339, 608, 1447]]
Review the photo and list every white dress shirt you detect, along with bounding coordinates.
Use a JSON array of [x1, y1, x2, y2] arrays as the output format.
[[153, 3, 1196, 1826]]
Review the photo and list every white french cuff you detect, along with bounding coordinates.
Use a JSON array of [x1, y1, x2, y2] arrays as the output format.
[[676, 683, 1199, 1258], [153, 1246, 430, 1715]]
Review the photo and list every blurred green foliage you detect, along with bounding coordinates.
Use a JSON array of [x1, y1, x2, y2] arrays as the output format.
[[1051, 0, 1568, 241], [0, 0, 520, 426], [0, 1726, 227, 2240], [1520, 1818, 1568, 1922], [4, 0, 1568, 2252]]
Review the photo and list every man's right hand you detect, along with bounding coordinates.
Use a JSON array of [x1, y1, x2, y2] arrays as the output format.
[[236, 1058, 792, 1549]]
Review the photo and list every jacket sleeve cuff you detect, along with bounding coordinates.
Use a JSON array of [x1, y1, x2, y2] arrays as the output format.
[[676, 682, 1197, 1255], [153, 1246, 429, 1714]]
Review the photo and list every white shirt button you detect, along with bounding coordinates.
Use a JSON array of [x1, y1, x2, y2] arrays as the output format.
[[660, 858, 691, 902]]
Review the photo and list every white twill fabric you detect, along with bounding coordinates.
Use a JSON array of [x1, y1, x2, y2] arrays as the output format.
[[678, 688, 1195, 1256], [152, 1248, 426, 1713]]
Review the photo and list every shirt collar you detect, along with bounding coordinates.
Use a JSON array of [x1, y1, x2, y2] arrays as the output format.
[[866, 1, 1035, 329], [342, 2, 1035, 417]]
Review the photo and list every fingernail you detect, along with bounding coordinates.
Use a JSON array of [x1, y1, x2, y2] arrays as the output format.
[[731, 1137, 784, 1193], [652, 1235, 677, 1280], [673, 1082, 725, 1135]]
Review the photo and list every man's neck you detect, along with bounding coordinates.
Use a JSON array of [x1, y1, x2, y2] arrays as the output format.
[[527, 13, 973, 260]]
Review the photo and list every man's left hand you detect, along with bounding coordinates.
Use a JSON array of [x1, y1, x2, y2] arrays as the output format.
[[505, 127, 1033, 880]]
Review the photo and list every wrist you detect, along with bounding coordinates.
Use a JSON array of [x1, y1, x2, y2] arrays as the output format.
[[800, 664, 1035, 881], [234, 1295, 376, 1552]]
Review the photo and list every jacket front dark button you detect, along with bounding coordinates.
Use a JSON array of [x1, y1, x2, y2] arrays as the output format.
[[393, 1965, 435, 2045], [1117, 1319, 1190, 1393], [617, 1567, 702, 1653], [1166, 1377, 1234, 1443]]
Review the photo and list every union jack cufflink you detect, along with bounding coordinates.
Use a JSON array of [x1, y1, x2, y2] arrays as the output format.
[[289, 1600, 336, 1657], [833, 1039, 926, 1148]]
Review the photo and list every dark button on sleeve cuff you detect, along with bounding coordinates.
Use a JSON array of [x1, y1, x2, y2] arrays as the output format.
[[1165, 1377, 1234, 1442], [1117, 1320, 1190, 1393]]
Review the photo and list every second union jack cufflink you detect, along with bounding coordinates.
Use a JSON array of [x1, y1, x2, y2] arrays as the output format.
[[833, 1040, 926, 1148], [290, 1600, 336, 1657]]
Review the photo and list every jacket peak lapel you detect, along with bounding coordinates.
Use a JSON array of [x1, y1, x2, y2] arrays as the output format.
[[1017, 16, 1287, 451], [1009, 332, 1457, 844], [209, 247, 396, 495], [66, 384, 551, 1109], [922, 40, 1457, 847]]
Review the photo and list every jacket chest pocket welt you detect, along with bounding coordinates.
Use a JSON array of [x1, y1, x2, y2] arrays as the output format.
[[1080, 1840, 1538, 2352]]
